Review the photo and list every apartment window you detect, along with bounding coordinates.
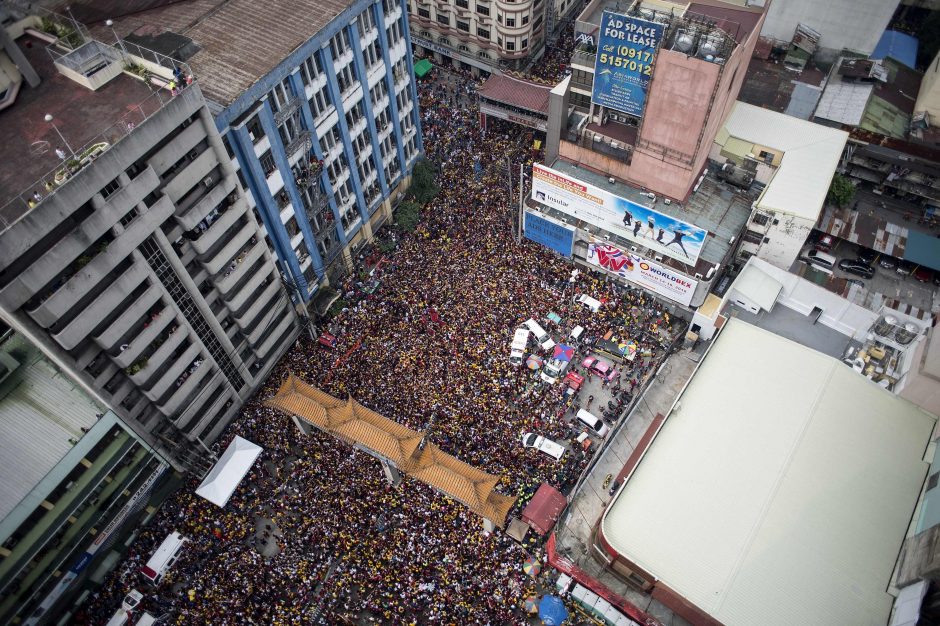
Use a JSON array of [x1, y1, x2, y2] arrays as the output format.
[[330, 29, 350, 59], [506, 16, 515, 27], [100, 178, 121, 199], [437, 13, 450, 26], [533, 14, 543, 27], [246, 115, 265, 144], [742, 229, 763, 245], [751, 213, 771, 226], [477, 3, 490, 15], [457, 20, 469, 32], [455, 0, 469, 7], [497, 13, 502, 23], [260, 150, 276, 177], [222, 135, 235, 159], [521, 37, 528, 49], [522, 14, 529, 24], [269, 77, 292, 113], [477, 27, 490, 39], [506, 40, 515, 51], [929, 472, 940, 491], [418, 7, 430, 18], [300, 55, 320, 86], [309, 87, 333, 119]]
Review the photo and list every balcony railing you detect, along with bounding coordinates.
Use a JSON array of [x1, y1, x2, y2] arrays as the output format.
[[285, 130, 312, 157], [274, 95, 303, 125]]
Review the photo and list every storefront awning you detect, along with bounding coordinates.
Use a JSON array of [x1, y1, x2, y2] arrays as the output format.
[[414, 58, 433, 78]]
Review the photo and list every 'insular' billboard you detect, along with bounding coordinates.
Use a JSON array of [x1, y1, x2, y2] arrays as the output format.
[[592, 11, 664, 117], [531, 163, 707, 265]]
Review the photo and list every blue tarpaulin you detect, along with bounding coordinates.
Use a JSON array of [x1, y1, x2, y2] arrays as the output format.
[[871, 30, 918, 69], [539, 595, 569, 625], [903, 230, 940, 271]]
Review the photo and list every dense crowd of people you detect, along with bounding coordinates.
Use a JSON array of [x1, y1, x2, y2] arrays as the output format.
[[76, 57, 679, 626]]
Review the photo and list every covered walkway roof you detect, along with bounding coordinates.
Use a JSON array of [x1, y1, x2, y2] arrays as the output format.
[[478, 74, 552, 115], [266, 375, 516, 525], [195, 436, 263, 508]]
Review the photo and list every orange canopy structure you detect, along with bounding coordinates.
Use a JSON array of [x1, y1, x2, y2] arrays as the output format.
[[265, 374, 517, 526]]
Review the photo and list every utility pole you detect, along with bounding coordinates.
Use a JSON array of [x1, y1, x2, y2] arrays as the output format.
[[517, 162, 525, 245]]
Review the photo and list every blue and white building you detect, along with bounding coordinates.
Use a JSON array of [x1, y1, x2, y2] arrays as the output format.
[[102, 0, 424, 305]]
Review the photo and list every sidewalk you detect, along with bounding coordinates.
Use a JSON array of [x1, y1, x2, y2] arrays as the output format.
[[553, 347, 701, 626]]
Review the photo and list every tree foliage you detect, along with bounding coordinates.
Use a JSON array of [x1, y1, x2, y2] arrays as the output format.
[[396, 200, 422, 232], [826, 174, 855, 208], [410, 159, 439, 205]]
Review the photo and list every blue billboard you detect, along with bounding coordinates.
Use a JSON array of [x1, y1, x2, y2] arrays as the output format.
[[592, 12, 664, 117], [524, 211, 575, 258]]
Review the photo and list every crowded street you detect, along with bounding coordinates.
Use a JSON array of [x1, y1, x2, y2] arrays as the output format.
[[75, 66, 681, 626]]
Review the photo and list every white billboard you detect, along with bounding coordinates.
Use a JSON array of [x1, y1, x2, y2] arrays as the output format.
[[531, 164, 707, 265], [586, 238, 698, 306]]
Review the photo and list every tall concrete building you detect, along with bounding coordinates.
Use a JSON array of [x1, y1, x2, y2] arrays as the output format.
[[83, 0, 425, 306], [0, 330, 170, 625], [0, 14, 298, 471]]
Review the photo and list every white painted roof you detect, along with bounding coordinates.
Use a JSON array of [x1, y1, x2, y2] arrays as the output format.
[[720, 101, 849, 220], [195, 436, 263, 507], [730, 261, 782, 311], [601, 318, 935, 626]]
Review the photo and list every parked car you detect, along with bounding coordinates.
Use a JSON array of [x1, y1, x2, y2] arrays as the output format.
[[897, 260, 916, 276], [837, 259, 874, 279], [581, 356, 619, 381], [521, 432, 566, 460], [913, 266, 933, 283], [856, 248, 878, 265], [879, 256, 898, 270]]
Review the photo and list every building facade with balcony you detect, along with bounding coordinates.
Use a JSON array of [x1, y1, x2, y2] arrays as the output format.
[[91, 0, 425, 305], [408, 0, 580, 73], [0, 330, 171, 625], [0, 21, 298, 473]]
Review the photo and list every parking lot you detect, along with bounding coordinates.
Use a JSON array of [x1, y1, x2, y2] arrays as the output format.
[[796, 238, 939, 321]]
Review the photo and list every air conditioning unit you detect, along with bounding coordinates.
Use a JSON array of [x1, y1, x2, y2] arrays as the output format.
[[202, 176, 214, 188], [654, 254, 663, 262], [630, 246, 638, 253], [604, 235, 610, 241], [664, 198, 671, 205], [646, 192, 655, 200], [728, 236, 736, 245], [695, 273, 704, 279], [608, 177, 615, 184]]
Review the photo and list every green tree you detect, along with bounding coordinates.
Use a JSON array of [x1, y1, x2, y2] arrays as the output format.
[[826, 174, 855, 208], [410, 159, 439, 205], [396, 200, 422, 232]]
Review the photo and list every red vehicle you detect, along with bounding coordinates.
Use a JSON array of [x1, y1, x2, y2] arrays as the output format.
[[318, 332, 338, 349], [564, 371, 584, 391]]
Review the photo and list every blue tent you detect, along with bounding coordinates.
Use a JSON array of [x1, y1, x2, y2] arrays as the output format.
[[539, 595, 569, 625], [871, 30, 918, 69], [552, 344, 574, 362]]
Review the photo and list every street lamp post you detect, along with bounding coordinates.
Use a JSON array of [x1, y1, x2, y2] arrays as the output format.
[[44, 114, 76, 160], [105, 19, 128, 58]]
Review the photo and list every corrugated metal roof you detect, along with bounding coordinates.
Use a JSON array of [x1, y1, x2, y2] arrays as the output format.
[[0, 335, 102, 521], [721, 101, 849, 220], [601, 318, 936, 626], [479, 75, 552, 115], [76, 0, 355, 107], [871, 30, 919, 70], [815, 81, 873, 126]]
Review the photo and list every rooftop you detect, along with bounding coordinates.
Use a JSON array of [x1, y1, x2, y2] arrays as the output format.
[[544, 158, 752, 272], [871, 29, 919, 70], [737, 57, 827, 117], [478, 74, 552, 115], [0, 32, 159, 228], [717, 101, 849, 221], [579, 0, 762, 45], [68, 0, 355, 109], [601, 317, 936, 626], [0, 333, 103, 522]]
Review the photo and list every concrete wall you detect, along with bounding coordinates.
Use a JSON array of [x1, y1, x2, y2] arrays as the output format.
[[760, 0, 899, 60], [915, 51, 940, 120]]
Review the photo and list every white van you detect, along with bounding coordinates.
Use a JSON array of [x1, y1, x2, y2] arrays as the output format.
[[136, 613, 159, 626], [541, 357, 571, 384], [576, 408, 610, 438], [577, 294, 602, 312], [140, 532, 188, 585], [105, 591, 144, 626], [524, 319, 555, 351], [569, 325, 584, 344], [510, 328, 530, 366], [801, 249, 836, 273]]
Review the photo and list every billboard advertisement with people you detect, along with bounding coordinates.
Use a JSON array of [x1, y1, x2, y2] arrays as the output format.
[[586, 239, 698, 306], [531, 164, 707, 264]]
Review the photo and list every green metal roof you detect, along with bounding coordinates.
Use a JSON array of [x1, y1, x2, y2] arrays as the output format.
[[414, 58, 433, 78]]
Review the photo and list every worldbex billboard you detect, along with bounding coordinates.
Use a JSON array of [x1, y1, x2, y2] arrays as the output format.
[[531, 164, 707, 265], [586, 239, 698, 306], [592, 11, 664, 117]]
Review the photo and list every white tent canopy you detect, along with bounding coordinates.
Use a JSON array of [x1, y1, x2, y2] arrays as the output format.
[[577, 294, 602, 312], [195, 436, 262, 508]]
